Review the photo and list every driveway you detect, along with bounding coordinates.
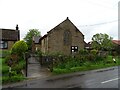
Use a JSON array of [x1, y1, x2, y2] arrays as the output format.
[[27, 54, 52, 79]]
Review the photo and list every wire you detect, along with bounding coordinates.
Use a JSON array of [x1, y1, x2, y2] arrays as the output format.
[[78, 19, 118, 27], [85, 0, 119, 10]]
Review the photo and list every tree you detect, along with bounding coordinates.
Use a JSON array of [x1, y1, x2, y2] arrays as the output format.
[[91, 33, 114, 51], [24, 29, 41, 50]]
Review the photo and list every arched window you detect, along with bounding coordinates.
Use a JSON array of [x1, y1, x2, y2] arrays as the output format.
[[63, 30, 71, 45]]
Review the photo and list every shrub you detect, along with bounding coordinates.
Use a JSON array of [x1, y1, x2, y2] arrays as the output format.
[[10, 71, 17, 76], [11, 40, 28, 57], [35, 49, 42, 57], [79, 49, 89, 55], [83, 61, 91, 67], [90, 49, 98, 55], [5, 54, 19, 67], [95, 55, 105, 62], [56, 63, 65, 69], [12, 60, 25, 71], [10, 75, 25, 82], [87, 54, 95, 62]]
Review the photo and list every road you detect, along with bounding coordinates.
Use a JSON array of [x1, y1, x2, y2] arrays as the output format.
[[2, 66, 120, 89]]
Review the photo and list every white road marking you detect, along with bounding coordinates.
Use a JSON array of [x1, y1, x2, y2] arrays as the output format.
[[101, 78, 119, 84]]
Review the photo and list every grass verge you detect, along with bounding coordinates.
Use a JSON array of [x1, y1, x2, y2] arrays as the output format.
[[53, 56, 120, 74]]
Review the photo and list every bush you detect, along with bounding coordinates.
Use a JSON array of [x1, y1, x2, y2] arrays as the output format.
[[56, 63, 65, 69], [11, 40, 28, 57], [5, 54, 19, 67], [35, 49, 42, 57], [90, 49, 98, 55], [95, 55, 105, 62], [79, 49, 89, 55], [1, 41, 27, 84], [12, 60, 25, 71], [10, 75, 25, 82]]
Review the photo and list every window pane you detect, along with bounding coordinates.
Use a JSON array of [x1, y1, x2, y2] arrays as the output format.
[[63, 30, 71, 45], [75, 47, 78, 49], [0, 44, 3, 48], [0, 41, 8, 49], [4, 42, 8, 48], [0, 41, 4, 44], [72, 50, 74, 52], [72, 47, 74, 49]]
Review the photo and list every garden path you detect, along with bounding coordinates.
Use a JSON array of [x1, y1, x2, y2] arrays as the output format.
[[27, 54, 52, 79]]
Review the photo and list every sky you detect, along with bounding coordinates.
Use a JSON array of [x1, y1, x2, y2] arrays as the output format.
[[0, 0, 119, 42]]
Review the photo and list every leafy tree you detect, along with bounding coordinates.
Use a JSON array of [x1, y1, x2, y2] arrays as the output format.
[[91, 33, 114, 51], [24, 29, 41, 50]]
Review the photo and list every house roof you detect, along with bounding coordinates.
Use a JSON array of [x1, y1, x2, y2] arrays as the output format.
[[84, 41, 92, 49], [112, 40, 120, 45], [0, 29, 20, 41], [40, 17, 84, 41], [47, 17, 84, 36], [33, 36, 41, 44]]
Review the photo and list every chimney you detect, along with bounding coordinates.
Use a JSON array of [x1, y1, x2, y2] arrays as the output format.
[[16, 24, 19, 30], [66, 17, 69, 20]]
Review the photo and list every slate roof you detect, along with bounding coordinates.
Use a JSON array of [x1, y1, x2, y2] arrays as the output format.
[[39, 34, 47, 41], [0, 29, 20, 41], [84, 41, 92, 49], [40, 17, 84, 41], [47, 17, 84, 36], [33, 36, 41, 44]]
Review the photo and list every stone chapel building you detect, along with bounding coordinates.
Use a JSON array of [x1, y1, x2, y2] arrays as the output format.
[[40, 17, 85, 55]]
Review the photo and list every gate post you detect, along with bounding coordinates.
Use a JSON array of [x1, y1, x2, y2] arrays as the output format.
[[24, 52, 29, 77]]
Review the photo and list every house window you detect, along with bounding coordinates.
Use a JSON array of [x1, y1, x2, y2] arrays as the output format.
[[71, 46, 78, 53], [63, 30, 71, 45], [0, 41, 8, 49]]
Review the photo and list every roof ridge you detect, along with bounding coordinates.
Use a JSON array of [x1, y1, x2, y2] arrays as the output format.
[[47, 17, 84, 36], [0, 28, 17, 31]]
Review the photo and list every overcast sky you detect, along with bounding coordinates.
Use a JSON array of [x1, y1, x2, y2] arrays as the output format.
[[0, 0, 119, 42]]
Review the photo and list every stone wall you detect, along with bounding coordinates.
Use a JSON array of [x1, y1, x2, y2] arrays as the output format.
[[8, 41, 15, 50]]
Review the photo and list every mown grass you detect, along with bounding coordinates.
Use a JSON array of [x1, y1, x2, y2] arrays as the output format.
[[53, 55, 120, 74]]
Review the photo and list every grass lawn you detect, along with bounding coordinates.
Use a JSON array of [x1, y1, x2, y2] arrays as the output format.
[[53, 55, 120, 74]]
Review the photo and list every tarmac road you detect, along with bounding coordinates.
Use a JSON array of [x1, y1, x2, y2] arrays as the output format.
[[2, 66, 120, 89]]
